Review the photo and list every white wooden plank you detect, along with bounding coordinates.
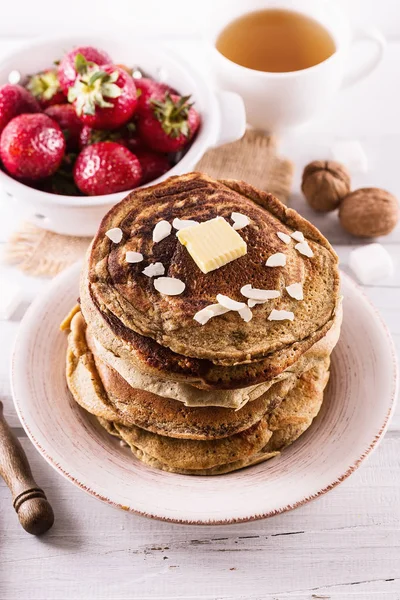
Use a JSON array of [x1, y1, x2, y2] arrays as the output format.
[[0, 436, 399, 599]]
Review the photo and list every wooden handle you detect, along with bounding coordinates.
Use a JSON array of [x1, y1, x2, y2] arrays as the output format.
[[0, 401, 54, 535]]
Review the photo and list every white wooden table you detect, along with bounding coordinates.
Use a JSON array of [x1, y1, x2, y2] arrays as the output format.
[[1, 29, 400, 600]]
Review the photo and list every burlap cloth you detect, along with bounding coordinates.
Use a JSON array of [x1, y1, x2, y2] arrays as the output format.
[[4, 130, 293, 277]]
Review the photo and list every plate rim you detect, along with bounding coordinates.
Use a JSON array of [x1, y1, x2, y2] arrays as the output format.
[[10, 263, 399, 525]]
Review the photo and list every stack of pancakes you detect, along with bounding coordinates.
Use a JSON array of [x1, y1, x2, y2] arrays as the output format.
[[63, 173, 341, 475]]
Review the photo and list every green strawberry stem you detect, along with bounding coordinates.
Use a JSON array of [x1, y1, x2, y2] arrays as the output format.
[[27, 70, 60, 101], [151, 93, 193, 138], [68, 65, 122, 116]]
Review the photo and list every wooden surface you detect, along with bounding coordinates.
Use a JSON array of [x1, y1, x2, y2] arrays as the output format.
[[1, 16, 400, 600]]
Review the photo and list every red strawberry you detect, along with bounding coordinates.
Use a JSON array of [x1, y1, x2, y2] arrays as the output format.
[[58, 46, 112, 94], [136, 150, 170, 184], [79, 122, 146, 154], [73, 142, 142, 195], [135, 78, 176, 114], [0, 113, 65, 180], [68, 65, 137, 130], [79, 124, 126, 148], [44, 104, 83, 151], [137, 93, 200, 153], [26, 69, 65, 108], [0, 84, 40, 135]]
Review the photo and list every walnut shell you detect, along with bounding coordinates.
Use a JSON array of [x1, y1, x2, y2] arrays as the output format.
[[339, 187, 399, 237], [301, 160, 351, 212]]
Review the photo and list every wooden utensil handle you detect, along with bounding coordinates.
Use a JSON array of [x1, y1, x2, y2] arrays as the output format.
[[0, 401, 54, 535]]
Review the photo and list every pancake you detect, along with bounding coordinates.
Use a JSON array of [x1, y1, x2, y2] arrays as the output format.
[[66, 310, 299, 440], [87, 299, 342, 407], [64, 301, 341, 413], [97, 358, 330, 475], [80, 276, 339, 389], [82, 172, 339, 372]]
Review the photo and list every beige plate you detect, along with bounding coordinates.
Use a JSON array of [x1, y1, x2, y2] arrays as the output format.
[[11, 263, 398, 524]]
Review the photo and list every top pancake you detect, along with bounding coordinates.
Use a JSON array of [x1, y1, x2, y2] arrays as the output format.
[[85, 173, 339, 366]]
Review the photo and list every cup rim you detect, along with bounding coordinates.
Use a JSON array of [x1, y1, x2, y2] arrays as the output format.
[[209, 3, 349, 78]]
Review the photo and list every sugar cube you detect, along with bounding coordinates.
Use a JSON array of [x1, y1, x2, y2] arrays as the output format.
[[0, 281, 23, 320], [348, 243, 394, 285]]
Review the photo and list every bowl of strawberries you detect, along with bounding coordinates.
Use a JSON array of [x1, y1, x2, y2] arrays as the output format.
[[0, 36, 245, 236]]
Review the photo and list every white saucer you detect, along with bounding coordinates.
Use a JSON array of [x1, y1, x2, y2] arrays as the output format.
[[11, 262, 398, 524]]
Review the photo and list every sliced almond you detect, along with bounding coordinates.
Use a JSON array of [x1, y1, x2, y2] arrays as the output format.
[[194, 308, 214, 325], [266, 252, 286, 267], [295, 241, 314, 258], [231, 212, 250, 230], [286, 282, 303, 300], [126, 251, 144, 263], [142, 262, 165, 277], [153, 220, 172, 243], [216, 294, 246, 311], [277, 231, 291, 244], [238, 305, 253, 322], [172, 217, 199, 231], [268, 309, 295, 321], [154, 277, 185, 295], [240, 284, 281, 301], [193, 303, 230, 325], [291, 231, 305, 242], [248, 298, 266, 308], [105, 227, 123, 243]]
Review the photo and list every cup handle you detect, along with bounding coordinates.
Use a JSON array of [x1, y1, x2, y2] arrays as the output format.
[[213, 90, 246, 147], [342, 27, 386, 89]]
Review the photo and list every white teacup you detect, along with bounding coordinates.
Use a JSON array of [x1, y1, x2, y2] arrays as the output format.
[[209, 0, 386, 132]]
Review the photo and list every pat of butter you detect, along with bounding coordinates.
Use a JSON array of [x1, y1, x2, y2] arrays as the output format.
[[177, 216, 247, 274]]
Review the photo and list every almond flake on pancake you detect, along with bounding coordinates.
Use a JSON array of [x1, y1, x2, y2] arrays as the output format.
[[238, 305, 253, 322], [216, 294, 246, 311], [231, 212, 250, 230], [154, 277, 185, 295], [153, 220, 172, 243], [295, 241, 314, 257], [126, 251, 144, 263], [240, 284, 281, 301], [268, 309, 295, 321], [266, 252, 286, 267], [194, 308, 214, 325], [286, 282, 304, 300], [248, 298, 266, 308], [142, 262, 165, 277], [194, 303, 230, 325], [105, 227, 123, 243], [291, 231, 304, 242], [172, 217, 199, 231], [277, 231, 291, 244]]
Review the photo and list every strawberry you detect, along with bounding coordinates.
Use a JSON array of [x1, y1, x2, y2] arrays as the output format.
[[0, 84, 40, 135], [26, 69, 65, 108], [0, 113, 65, 180], [79, 124, 127, 148], [58, 46, 112, 94], [135, 77, 176, 115], [79, 122, 145, 153], [68, 64, 137, 130], [73, 142, 142, 195], [136, 150, 170, 184], [137, 93, 200, 153], [44, 104, 83, 151]]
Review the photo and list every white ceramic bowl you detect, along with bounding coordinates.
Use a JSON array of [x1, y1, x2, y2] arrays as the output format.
[[0, 35, 246, 236]]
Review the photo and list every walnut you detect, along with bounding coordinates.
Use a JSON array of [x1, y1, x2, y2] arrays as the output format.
[[301, 160, 351, 212], [339, 188, 399, 237]]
